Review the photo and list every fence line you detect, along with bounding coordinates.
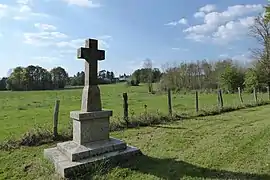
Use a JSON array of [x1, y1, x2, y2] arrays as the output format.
[[52, 89, 270, 132]]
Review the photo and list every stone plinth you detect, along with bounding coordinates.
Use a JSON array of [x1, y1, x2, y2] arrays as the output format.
[[44, 144, 141, 178], [70, 110, 112, 144], [57, 138, 127, 162], [44, 110, 141, 178]]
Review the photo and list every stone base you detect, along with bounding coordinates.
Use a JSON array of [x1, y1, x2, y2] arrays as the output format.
[[44, 138, 141, 178], [70, 110, 113, 144]]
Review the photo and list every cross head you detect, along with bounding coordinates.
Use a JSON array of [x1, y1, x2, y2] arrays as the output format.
[[77, 39, 105, 85]]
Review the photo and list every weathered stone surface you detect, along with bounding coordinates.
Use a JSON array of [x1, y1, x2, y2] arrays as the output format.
[[57, 138, 127, 161], [77, 39, 105, 87], [72, 116, 110, 144], [81, 85, 102, 112], [44, 144, 141, 178], [70, 110, 112, 121]]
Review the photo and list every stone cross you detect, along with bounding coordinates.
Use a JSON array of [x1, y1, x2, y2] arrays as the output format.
[[77, 39, 105, 85], [77, 39, 105, 112], [44, 38, 141, 179]]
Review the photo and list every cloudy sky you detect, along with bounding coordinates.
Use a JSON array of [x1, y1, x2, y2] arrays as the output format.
[[0, 0, 266, 77]]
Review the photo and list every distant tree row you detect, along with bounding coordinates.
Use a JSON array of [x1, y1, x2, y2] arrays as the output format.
[[159, 59, 244, 92], [2, 65, 68, 91], [69, 70, 119, 86], [0, 65, 121, 91]]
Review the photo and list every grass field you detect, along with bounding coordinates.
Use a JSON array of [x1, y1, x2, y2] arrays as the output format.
[[1, 105, 270, 179], [0, 83, 268, 141]]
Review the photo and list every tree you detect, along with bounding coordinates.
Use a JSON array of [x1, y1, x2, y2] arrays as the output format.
[[152, 68, 162, 83], [6, 66, 53, 91], [201, 60, 216, 89], [109, 71, 115, 82], [249, 15, 270, 86], [50, 67, 68, 89], [6, 66, 25, 91], [69, 71, 85, 86], [244, 68, 259, 92], [0, 77, 7, 90], [220, 65, 244, 92], [143, 59, 153, 93], [264, 3, 270, 22]]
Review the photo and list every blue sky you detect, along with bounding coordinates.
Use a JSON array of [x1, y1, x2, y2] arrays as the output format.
[[0, 0, 266, 77]]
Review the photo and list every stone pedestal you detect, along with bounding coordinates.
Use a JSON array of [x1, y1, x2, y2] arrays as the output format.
[[44, 110, 141, 178], [71, 110, 112, 144]]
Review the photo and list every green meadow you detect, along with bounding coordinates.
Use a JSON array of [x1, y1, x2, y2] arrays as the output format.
[[1, 105, 270, 179], [0, 83, 268, 141]]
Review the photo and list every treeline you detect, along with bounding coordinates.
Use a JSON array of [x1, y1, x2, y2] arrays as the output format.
[[69, 70, 117, 86], [126, 58, 269, 93], [0, 66, 69, 91], [0, 65, 125, 91], [159, 59, 243, 92]]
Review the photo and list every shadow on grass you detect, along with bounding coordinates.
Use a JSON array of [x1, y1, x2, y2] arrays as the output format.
[[120, 155, 270, 180], [152, 125, 187, 130]]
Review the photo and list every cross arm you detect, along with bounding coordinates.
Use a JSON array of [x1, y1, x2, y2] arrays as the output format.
[[77, 47, 105, 61]]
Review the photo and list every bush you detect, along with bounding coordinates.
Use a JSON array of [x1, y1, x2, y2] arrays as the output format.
[[126, 79, 140, 86]]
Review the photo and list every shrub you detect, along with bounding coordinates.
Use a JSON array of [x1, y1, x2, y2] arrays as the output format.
[[126, 79, 140, 86]]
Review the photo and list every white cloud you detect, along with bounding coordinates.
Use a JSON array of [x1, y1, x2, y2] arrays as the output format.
[[56, 36, 112, 50], [199, 4, 216, 13], [32, 56, 61, 63], [213, 16, 255, 44], [0, 1, 49, 21], [57, 38, 85, 48], [19, 5, 31, 13], [62, 0, 101, 8], [171, 47, 189, 51], [185, 33, 209, 42], [0, 4, 8, 18], [24, 31, 68, 46], [184, 4, 263, 43], [194, 12, 205, 18], [165, 18, 188, 26], [13, 16, 27, 20], [219, 54, 229, 58], [193, 4, 215, 18], [34, 23, 57, 31], [17, 0, 32, 5]]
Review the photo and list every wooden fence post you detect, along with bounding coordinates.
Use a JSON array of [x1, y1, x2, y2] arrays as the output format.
[[53, 100, 60, 138], [238, 87, 243, 104], [267, 86, 270, 101], [218, 89, 224, 110], [195, 91, 199, 112], [123, 93, 129, 126], [253, 87, 258, 104], [168, 88, 172, 116]]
